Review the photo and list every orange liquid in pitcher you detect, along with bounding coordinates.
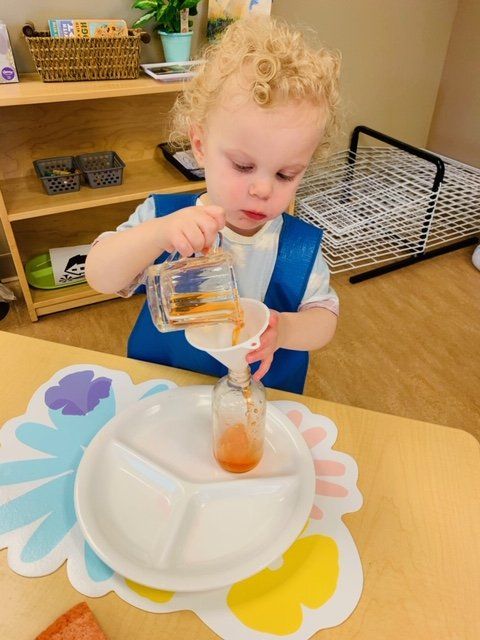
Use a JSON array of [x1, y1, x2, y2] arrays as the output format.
[[169, 291, 239, 325]]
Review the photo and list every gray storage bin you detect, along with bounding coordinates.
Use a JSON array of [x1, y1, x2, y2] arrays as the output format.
[[75, 151, 125, 188], [33, 156, 81, 195]]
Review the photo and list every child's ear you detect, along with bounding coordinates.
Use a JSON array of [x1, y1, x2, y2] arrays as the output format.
[[189, 125, 205, 167]]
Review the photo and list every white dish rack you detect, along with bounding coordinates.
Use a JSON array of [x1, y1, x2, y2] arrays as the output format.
[[296, 126, 480, 280]]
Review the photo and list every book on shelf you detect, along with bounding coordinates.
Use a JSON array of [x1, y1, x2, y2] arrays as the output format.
[[48, 19, 128, 38]]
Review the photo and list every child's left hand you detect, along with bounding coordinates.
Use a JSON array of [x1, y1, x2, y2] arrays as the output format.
[[246, 309, 281, 381]]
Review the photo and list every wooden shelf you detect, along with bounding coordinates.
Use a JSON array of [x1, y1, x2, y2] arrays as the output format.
[[0, 73, 188, 107], [30, 282, 117, 316], [3, 157, 205, 221], [0, 72, 195, 320]]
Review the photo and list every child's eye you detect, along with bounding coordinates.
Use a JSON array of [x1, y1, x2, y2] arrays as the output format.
[[277, 173, 295, 182], [233, 162, 253, 173]]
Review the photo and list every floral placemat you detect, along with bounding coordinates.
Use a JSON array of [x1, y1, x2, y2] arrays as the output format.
[[0, 365, 363, 639]]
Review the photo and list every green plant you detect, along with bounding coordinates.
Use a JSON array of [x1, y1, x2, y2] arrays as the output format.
[[132, 0, 202, 34]]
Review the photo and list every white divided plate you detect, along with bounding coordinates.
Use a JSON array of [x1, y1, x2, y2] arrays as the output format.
[[74, 386, 315, 592]]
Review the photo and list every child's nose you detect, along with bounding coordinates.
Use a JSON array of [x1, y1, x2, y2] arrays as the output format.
[[248, 178, 272, 200]]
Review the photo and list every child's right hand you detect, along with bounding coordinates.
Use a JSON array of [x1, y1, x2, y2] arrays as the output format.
[[158, 205, 225, 256]]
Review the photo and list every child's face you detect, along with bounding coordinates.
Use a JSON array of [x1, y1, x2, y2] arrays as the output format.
[[190, 94, 326, 236]]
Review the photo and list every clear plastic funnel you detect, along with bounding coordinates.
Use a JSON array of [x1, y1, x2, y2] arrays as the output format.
[[185, 298, 270, 371]]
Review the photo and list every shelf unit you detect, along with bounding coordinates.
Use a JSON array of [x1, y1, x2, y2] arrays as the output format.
[[0, 73, 205, 321]]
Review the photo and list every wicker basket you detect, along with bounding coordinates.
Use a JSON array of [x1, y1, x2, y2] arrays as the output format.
[[24, 29, 148, 82]]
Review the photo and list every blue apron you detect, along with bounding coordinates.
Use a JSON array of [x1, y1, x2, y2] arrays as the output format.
[[128, 193, 323, 394]]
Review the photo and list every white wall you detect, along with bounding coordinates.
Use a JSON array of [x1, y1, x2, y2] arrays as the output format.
[[428, 0, 480, 167], [272, 0, 458, 149]]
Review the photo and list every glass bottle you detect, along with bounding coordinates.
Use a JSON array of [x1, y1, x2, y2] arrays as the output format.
[[212, 367, 266, 473]]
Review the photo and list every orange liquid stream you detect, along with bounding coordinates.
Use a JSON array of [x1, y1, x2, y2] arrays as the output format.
[[231, 310, 244, 346]]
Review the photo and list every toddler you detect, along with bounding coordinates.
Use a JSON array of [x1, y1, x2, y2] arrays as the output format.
[[86, 16, 341, 394]]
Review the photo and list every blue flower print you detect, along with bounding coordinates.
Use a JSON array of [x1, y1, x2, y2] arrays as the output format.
[[84, 539, 114, 581], [0, 370, 114, 572], [140, 383, 170, 400]]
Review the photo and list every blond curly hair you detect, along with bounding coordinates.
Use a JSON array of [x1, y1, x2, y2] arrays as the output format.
[[170, 16, 341, 158]]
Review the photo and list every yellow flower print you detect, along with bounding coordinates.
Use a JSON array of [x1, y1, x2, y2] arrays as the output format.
[[227, 534, 339, 635], [125, 578, 174, 603]]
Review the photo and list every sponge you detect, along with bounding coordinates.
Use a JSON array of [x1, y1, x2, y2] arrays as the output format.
[[35, 602, 107, 640]]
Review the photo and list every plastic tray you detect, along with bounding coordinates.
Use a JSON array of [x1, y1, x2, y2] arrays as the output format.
[[158, 142, 205, 181], [25, 253, 86, 290]]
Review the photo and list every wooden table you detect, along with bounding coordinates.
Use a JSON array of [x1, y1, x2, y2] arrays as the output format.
[[1, 331, 479, 639]]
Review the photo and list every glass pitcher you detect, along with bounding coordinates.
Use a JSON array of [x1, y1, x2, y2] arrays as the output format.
[[146, 236, 242, 333]]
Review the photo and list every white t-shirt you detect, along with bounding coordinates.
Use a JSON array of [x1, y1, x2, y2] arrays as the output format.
[[96, 196, 339, 315]]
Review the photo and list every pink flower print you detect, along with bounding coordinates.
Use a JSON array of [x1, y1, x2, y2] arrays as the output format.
[[287, 409, 349, 521]]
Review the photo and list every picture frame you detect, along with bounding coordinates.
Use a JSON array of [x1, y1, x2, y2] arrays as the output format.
[[140, 60, 203, 82]]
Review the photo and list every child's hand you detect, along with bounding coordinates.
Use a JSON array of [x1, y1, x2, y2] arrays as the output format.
[[159, 205, 225, 256], [247, 310, 281, 381]]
